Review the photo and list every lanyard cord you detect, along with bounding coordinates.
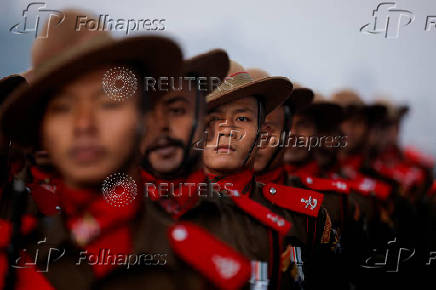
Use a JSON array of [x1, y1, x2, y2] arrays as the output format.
[[262, 104, 293, 173], [177, 82, 201, 175], [242, 98, 264, 167]]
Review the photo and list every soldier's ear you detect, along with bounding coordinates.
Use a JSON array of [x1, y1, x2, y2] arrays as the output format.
[[257, 131, 272, 150], [137, 118, 146, 136]]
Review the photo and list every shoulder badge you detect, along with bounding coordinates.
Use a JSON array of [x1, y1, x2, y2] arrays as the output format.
[[230, 193, 292, 235], [168, 222, 251, 289], [348, 177, 392, 201], [262, 183, 324, 217], [299, 176, 350, 194]]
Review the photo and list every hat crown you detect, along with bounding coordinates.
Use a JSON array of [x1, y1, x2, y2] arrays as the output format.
[[246, 68, 269, 81], [31, 9, 111, 70], [228, 60, 244, 75], [374, 97, 409, 120], [332, 89, 363, 107], [206, 60, 256, 103]]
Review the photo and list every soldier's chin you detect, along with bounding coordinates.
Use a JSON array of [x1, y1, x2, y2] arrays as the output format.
[[62, 167, 114, 189], [149, 149, 183, 174], [206, 158, 243, 175], [253, 159, 268, 173], [284, 148, 309, 163]]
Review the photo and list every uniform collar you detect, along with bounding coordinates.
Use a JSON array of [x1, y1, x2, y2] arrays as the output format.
[[255, 166, 286, 185], [141, 169, 206, 219], [57, 181, 142, 227], [284, 160, 319, 178], [205, 168, 255, 195], [30, 166, 54, 182]]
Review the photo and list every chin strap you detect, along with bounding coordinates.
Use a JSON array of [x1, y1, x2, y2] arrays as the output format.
[[261, 104, 293, 173], [242, 98, 264, 167], [177, 81, 201, 176]]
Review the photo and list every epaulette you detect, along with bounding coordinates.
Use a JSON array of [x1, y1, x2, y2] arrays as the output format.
[[299, 176, 350, 194], [375, 162, 425, 188], [225, 190, 291, 235], [27, 184, 60, 216], [168, 222, 251, 289], [404, 147, 435, 169], [262, 183, 324, 217], [348, 177, 392, 201], [230, 193, 292, 235], [0, 215, 37, 248], [428, 181, 436, 197]]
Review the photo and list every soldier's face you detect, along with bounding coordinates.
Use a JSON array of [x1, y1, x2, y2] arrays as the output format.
[[41, 67, 142, 189], [142, 81, 204, 174], [284, 114, 316, 163], [203, 96, 259, 175], [254, 105, 285, 172], [340, 115, 368, 152]]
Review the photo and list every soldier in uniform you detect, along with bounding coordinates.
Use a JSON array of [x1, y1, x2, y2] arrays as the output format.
[[370, 100, 432, 201], [0, 9, 253, 290], [0, 75, 29, 195], [247, 68, 341, 289], [140, 49, 229, 219], [185, 60, 339, 289], [157, 60, 296, 289], [282, 94, 377, 288]]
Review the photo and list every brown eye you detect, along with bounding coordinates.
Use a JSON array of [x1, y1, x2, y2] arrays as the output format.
[[47, 100, 72, 114], [236, 116, 250, 122], [169, 106, 186, 116]]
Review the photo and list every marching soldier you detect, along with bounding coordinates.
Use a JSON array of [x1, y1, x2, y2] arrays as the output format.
[[248, 68, 341, 289], [0, 9, 252, 290], [140, 48, 229, 219]]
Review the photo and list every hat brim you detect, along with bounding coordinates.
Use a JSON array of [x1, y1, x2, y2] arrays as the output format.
[[363, 104, 387, 126], [300, 102, 344, 132], [0, 35, 183, 146], [183, 49, 229, 93], [0, 75, 27, 105], [285, 88, 314, 113], [207, 77, 293, 115]]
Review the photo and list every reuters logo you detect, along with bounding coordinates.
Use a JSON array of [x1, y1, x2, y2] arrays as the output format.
[[102, 66, 138, 102], [102, 172, 137, 207]]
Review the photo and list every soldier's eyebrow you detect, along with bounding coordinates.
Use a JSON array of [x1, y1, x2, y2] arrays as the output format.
[[95, 87, 107, 98], [209, 107, 224, 114], [165, 96, 190, 105], [233, 107, 256, 114], [263, 120, 281, 127], [57, 86, 106, 100]]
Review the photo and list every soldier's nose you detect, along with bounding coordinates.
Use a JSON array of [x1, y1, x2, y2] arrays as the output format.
[[73, 103, 97, 136]]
